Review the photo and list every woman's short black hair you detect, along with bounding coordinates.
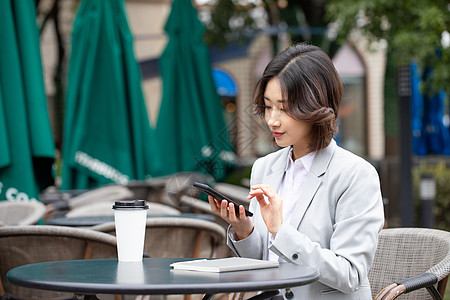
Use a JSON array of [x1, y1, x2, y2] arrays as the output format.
[[252, 43, 343, 152]]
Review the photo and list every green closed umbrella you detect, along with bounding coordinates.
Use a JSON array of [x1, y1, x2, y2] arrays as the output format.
[[0, 0, 55, 201], [155, 0, 235, 180], [61, 0, 161, 189]]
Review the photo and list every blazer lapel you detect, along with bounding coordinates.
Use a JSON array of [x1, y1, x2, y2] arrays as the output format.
[[289, 140, 337, 229], [259, 147, 289, 258], [263, 147, 291, 192]]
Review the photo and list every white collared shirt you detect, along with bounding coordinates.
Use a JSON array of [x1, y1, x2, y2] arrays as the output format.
[[268, 147, 315, 262]]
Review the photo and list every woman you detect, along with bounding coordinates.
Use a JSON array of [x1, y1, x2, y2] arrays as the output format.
[[208, 43, 385, 299]]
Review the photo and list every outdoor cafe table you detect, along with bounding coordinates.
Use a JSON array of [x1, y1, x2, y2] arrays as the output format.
[[45, 213, 216, 227], [7, 258, 319, 300]]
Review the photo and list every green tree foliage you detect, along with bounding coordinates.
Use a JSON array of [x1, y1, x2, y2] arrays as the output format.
[[326, 0, 449, 95], [203, 0, 258, 48], [202, 0, 333, 50]]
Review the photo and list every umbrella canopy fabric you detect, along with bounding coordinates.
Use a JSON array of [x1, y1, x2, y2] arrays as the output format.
[[423, 89, 450, 155], [411, 62, 427, 156], [61, 0, 161, 189], [155, 0, 235, 180], [410, 63, 450, 156], [0, 0, 55, 201]]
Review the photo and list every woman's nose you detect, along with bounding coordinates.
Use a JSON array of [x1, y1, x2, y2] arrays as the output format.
[[267, 111, 280, 127]]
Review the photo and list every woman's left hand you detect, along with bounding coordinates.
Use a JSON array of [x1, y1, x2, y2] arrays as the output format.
[[247, 184, 283, 236]]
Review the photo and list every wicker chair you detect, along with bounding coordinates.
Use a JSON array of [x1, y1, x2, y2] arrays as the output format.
[[92, 216, 226, 259], [0, 225, 117, 299], [0, 201, 46, 226], [45, 185, 136, 219], [175, 194, 213, 214], [67, 185, 134, 209], [162, 172, 214, 210], [369, 227, 450, 300]]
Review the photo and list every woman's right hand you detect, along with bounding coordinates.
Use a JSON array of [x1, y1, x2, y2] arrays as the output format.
[[208, 195, 254, 240]]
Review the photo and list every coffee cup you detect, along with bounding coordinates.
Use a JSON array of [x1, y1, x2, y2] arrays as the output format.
[[116, 261, 145, 284], [112, 200, 148, 262]]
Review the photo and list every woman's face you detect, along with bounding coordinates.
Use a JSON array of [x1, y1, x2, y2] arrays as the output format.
[[264, 78, 313, 159]]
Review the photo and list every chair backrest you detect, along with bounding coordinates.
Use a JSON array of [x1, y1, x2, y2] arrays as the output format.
[[68, 184, 134, 209], [146, 202, 182, 215], [0, 200, 46, 225], [92, 216, 226, 259], [125, 179, 168, 203], [165, 172, 214, 196], [368, 227, 450, 299], [65, 201, 181, 217], [0, 225, 117, 299], [177, 194, 213, 214]]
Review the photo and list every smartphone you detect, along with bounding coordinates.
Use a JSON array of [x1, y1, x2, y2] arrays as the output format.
[[193, 182, 253, 217]]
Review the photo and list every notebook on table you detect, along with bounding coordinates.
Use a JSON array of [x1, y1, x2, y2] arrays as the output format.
[[170, 257, 279, 273]]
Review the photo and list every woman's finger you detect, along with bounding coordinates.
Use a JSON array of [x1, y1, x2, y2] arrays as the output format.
[[227, 202, 239, 222], [219, 199, 230, 217], [248, 188, 265, 198], [207, 195, 220, 213], [256, 185, 276, 198]]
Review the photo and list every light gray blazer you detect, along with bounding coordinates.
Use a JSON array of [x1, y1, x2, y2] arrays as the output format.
[[227, 140, 385, 299]]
